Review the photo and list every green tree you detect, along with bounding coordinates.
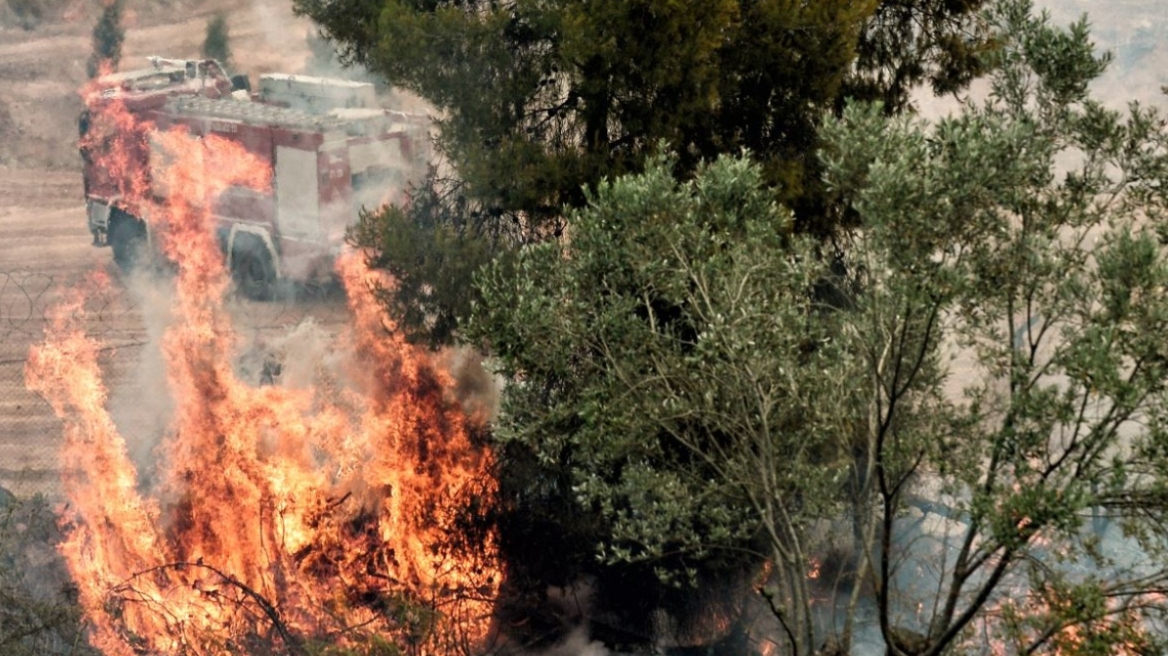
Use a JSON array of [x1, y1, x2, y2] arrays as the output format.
[[294, 0, 992, 347], [86, 0, 124, 79], [202, 12, 232, 70], [472, 151, 860, 651], [472, 1, 1168, 652], [347, 180, 499, 349]]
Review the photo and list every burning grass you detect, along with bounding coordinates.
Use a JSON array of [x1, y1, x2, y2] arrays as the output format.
[[26, 94, 501, 656]]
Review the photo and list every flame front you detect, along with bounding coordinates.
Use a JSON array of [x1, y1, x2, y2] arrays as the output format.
[[27, 92, 499, 655]]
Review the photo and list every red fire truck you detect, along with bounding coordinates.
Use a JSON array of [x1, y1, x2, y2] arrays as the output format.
[[80, 57, 430, 298]]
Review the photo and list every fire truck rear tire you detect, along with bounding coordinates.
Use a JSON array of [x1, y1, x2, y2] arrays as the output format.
[[232, 240, 276, 301], [109, 213, 148, 272]]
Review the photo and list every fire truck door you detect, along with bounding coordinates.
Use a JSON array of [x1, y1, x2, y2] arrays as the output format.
[[275, 146, 321, 241]]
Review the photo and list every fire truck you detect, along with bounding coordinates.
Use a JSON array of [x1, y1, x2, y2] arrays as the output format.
[[80, 57, 430, 299]]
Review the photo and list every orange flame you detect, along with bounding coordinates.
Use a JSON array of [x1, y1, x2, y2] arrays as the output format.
[[28, 85, 499, 655], [980, 584, 1155, 655], [807, 557, 821, 581]]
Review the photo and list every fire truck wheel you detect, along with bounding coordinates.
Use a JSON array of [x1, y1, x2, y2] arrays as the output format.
[[109, 213, 148, 272], [232, 241, 276, 301]]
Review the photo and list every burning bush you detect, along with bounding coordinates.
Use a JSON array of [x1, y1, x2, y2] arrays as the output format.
[[27, 89, 501, 656]]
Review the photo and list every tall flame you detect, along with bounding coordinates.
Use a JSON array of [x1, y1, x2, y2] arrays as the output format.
[[27, 87, 499, 655]]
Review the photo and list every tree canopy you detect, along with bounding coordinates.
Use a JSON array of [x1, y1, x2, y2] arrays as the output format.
[[295, 0, 992, 347], [295, 0, 989, 211], [293, 0, 1168, 652], [471, 0, 1168, 652]]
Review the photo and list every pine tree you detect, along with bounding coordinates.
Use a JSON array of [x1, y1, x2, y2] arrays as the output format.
[[294, 0, 993, 348]]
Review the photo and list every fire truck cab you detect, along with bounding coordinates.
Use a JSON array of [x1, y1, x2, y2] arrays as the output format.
[[80, 57, 430, 299]]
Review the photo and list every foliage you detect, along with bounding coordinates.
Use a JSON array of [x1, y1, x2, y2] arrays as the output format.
[[0, 492, 97, 656], [823, 1, 1168, 648], [86, 0, 125, 79], [348, 171, 500, 349], [202, 12, 232, 70], [849, 0, 995, 109], [471, 150, 859, 650], [473, 0, 1168, 652], [298, 0, 993, 347]]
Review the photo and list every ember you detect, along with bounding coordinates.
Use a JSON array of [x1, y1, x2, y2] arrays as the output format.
[[26, 86, 499, 656]]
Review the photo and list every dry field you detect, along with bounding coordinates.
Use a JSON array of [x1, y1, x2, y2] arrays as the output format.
[[0, 0, 335, 496]]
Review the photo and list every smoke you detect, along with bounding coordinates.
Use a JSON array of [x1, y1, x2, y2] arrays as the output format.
[[441, 346, 503, 424], [499, 582, 612, 656], [232, 0, 312, 75], [105, 269, 176, 484], [301, 31, 372, 83], [256, 317, 334, 389], [537, 628, 611, 656], [297, 17, 434, 116], [250, 0, 309, 60]]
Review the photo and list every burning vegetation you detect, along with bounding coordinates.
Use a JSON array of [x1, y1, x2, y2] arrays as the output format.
[[26, 92, 499, 655], [17, 1, 1168, 654]]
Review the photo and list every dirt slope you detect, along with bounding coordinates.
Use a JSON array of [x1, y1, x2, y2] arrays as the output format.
[[0, 0, 315, 169]]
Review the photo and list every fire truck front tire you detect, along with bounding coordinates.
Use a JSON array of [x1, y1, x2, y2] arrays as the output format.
[[231, 239, 276, 301], [109, 212, 148, 272]]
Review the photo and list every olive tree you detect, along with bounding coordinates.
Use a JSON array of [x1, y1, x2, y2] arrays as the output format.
[[472, 1, 1168, 652]]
